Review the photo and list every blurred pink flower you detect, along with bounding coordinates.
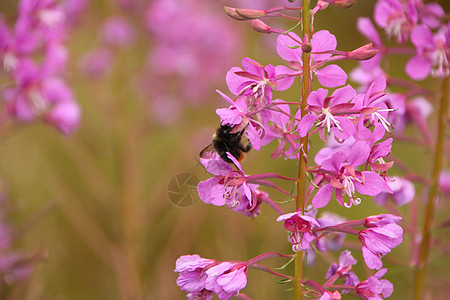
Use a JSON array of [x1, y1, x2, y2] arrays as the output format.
[[80, 48, 113, 78], [101, 16, 135, 48], [406, 23, 450, 80]]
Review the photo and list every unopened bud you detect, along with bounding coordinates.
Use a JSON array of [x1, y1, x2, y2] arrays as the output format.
[[236, 8, 267, 20], [333, 0, 357, 8], [347, 43, 378, 60], [224, 6, 246, 20], [249, 19, 272, 34], [224, 6, 266, 20], [316, 0, 330, 10]]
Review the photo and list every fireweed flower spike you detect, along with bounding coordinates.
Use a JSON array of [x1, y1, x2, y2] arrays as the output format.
[[276, 31, 348, 87], [177, 0, 414, 297]]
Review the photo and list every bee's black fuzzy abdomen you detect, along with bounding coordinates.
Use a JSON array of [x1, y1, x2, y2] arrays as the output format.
[[213, 124, 251, 163]]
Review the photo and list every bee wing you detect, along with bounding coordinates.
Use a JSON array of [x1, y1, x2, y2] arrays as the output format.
[[199, 143, 217, 159]]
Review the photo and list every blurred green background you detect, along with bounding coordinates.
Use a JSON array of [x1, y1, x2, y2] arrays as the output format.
[[0, 0, 449, 299]]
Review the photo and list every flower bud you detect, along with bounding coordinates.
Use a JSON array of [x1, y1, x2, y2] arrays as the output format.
[[316, 0, 330, 10], [347, 43, 378, 60], [249, 19, 272, 34], [224, 6, 246, 20], [236, 8, 267, 20], [333, 0, 357, 8], [224, 6, 266, 20]]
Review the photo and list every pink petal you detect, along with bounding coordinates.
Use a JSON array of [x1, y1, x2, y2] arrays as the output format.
[[226, 67, 244, 95], [247, 124, 261, 151], [307, 88, 329, 106], [411, 24, 434, 50], [406, 55, 432, 80], [362, 246, 383, 270], [274, 65, 297, 90], [298, 113, 317, 137], [331, 84, 356, 105], [277, 33, 302, 62], [357, 17, 383, 45], [311, 30, 336, 61], [216, 108, 242, 125], [315, 64, 347, 87], [354, 171, 389, 196], [312, 183, 334, 208], [347, 140, 371, 167], [241, 57, 264, 77]]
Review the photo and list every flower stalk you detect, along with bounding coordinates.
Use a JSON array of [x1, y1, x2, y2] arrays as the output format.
[[414, 76, 449, 300], [295, 1, 312, 299]]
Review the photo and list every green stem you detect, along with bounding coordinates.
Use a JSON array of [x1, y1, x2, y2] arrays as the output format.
[[413, 76, 449, 300], [294, 2, 311, 300]]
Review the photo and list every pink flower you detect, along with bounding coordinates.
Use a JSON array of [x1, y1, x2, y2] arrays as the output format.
[[406, 23, 450, 80], [80, 48, 113, 78], [374, 0, 418, 43], [326, 250, 359, 289], [260, 103, 301, 159], [312, 140, 392, 208], [415, 1, 445, 29], [317, 212, 347, 251], [439, 171, 450, 195], [298, 85, 356, 140], [374, 177, 415, 206], [101, 16, 135, 47], [356, 269, 393, 299], [175, 254, 216, 294], [205, 262, 248, 300], [359, 223, 403, 270], [17, 0, 66, 30], [353, 76, 392, 139], [277, 31, 347, 87], [226, 57, 295, 103], [277, 211, 321, 252], [318, 290, 341, 299], [197, 153, 259, 213]]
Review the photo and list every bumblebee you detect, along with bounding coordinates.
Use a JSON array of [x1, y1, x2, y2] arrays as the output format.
[[200, 124, 252, 163]]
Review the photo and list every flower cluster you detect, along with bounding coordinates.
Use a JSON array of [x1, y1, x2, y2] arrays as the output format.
[[0, 0, 80, 134], [170, 0, 450, 298], [175, 254, 248, 300]]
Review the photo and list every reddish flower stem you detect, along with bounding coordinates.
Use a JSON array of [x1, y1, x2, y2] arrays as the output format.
[[414, 76, 449, 300], [259, 194, 285, 215], [246, 252, 294, 266], [250, 263, 295, 280]]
